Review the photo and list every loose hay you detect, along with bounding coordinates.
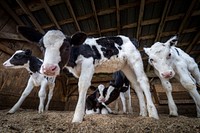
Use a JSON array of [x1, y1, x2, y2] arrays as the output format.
[[0, 109, 199, 133]]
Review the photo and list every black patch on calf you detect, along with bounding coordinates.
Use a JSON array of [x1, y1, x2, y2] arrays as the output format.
[[96, 37, 122, 59], [29, 56, 43, 73], [67, 44, 101, 67], [10, 50, 42, 73], [175, 48, 180, 56]]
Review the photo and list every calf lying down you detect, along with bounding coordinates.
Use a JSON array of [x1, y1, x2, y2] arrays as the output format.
[[86, 71, 133, 115], [86, 84, 113, 114], [3, 49, 55, 113]]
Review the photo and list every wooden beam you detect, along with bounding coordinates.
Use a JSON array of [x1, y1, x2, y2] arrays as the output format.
[[154, 0, 171, 42], [136, 0, 145, 39], [147, 0, 171, 74], [196, 55, 200, 63], [116, 0, 120, 34], [0, 1, 24, 25], [40, 0, 61, 29], [64, 0, 81, 31], [90, 0, 101, 36], [16, 0, 44, 33], [186, 31, 200, 53], [177, 0, 197, 35], [0, 31, 26, 41], [0, 42, 15, 55]]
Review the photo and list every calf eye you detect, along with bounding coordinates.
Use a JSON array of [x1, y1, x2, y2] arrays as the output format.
[[14, 54, 23, 59], [167, 53, 171, 59], [149, 58, 154, 63]]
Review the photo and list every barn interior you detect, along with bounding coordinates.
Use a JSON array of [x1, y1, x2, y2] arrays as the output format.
[[0, 0, 200, 115]]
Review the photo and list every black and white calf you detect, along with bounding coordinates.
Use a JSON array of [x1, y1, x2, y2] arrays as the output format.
[[86, 71, 133, 115], [144, 36, 200, 117], [107, 71, 133, 114], [3, 49, 55, 113], [86, 84, 113, 114], [17, 26, 159, 123]]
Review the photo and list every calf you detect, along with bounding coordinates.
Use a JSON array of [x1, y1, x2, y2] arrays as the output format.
[[144, 36, 200, 117], [86, 84, 113, 114], [3, 49, 55, 113], [17, 26, 159, 123], [107, 71, 133, 114]]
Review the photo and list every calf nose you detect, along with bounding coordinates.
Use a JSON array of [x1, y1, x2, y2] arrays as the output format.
[[161, 71, 173, 78], [41, 64, 57, 75], [98, 97, 105, 103]]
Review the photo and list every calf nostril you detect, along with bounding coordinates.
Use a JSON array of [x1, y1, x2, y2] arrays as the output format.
[[51, 66, 57, 71]]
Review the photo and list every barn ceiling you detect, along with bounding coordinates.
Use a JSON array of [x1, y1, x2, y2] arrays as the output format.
[[0, 0, 200, 75]]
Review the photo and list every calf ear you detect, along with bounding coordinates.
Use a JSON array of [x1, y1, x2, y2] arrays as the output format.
[[17, 26, 43, 43], [24, 49, 32, 56], [143, 47, 150, 56], [167, 36, 178, 46], [71, 32, 87, 46]]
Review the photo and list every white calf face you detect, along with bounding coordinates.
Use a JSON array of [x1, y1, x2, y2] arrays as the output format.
[[144, 36, 178, 79], [97, 84, 106, 102], [40, 30, 66, 76]]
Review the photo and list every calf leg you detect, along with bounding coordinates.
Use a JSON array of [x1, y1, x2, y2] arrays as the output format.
[[160, 78, 178, 116], [72, 59, 94, 123], [126, 53, 159, 119], [45, 82, 55, 111], [38, 80, 48, 113], [127, 87, 133, 114], [188, 62, 200, 86], [120, 92, 127, 113], [8, 77, 34, 114], [122, 65, 147, 117], [177, 68, 200, 117]]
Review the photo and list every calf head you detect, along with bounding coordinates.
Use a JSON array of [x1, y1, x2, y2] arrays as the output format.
[[17, 26, 87, 77], [144, 36, 178, 79], [3, 49, 32, 69], [97, 84, 107, 103]]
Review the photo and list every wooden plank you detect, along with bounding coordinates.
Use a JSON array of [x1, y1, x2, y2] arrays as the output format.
[[40, 0, 61, 29], [186, 31, 200, 53], [177, 0, 197, 35], [16, 0, 44, 33], [116, 0, 120, 34], [154, 0, 171, 42], [0, 42, 14, 55], [64, 0, 81, 31], [90, 0, 101, 36], [0, 1, 24, 25], [0, 31, 26, 41], [136, 0, 145, 39]]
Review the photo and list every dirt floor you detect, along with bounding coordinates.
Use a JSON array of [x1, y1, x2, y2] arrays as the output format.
[[0, 109, 200, 133]]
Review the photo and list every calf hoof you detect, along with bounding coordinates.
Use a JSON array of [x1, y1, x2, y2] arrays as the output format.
[[169, 112, 178, 117], [7, 109, 15, 114]]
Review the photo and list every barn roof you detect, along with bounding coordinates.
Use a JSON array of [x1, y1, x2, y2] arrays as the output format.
[[0, 0, 200, 76]]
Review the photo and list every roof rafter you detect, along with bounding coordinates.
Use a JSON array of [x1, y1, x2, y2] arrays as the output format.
[[116, 0, 120, 34], [64, 0, 81, 31], [154, 0, 172, 42], [40, 0, 61, 29], [16, 0, 44, 33], [0, 1, 24, 26], [90, 0, 101, 36], [177, 0, 197, 35], [186, 31, 200, 53], [146, 0, 172, 72], [136, 0, 145, 39]]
